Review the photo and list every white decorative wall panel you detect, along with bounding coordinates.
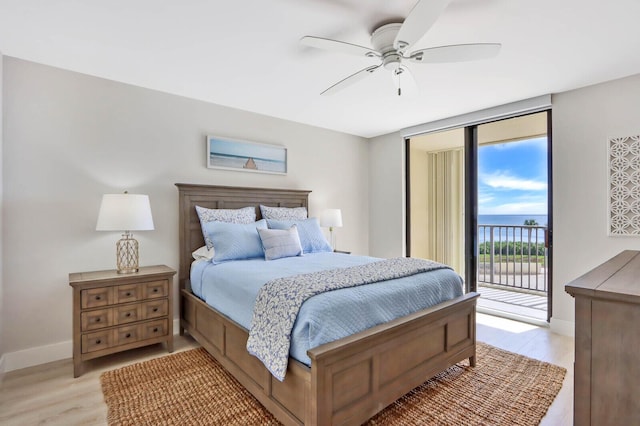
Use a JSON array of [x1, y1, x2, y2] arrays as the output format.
[[609, 135, 640, 235]]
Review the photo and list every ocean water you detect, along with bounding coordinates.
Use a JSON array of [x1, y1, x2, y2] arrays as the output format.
[[209, 154, 286, 173], [478, 214, 548, 227], [478, 214, 548, 244]]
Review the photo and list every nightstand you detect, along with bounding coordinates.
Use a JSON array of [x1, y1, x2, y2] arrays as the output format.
[[69, 265, 176, 377]]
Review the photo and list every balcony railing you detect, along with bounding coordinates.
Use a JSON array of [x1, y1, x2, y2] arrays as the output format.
[[477, 224, 548, 294]]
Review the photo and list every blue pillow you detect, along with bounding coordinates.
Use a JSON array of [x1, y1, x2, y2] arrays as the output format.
[[195, 205, 256, 250], [204, 219, 267, 263], [257, 226, 303, 261], [266, 218, 332, 253]]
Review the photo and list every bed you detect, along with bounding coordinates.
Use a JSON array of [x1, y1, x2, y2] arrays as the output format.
[[176, 183, 479, 426]]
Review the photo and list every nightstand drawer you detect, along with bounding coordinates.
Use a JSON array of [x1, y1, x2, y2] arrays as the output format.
[[144, 280, 168, 299], [115, 303, 143, 325], [116, 284, 141, 303], [144, 299, 168, 319], [81, 308, 113, 331], [81, 287, 113, 309], [143, 319, 168, 339], [82, 329, 112, 353], [114, 324, 142, 346]]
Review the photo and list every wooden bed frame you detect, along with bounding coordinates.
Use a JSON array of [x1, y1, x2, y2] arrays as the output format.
[[176, 183, 479, 426]]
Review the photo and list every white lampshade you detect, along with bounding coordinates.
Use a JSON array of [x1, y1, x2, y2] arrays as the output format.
[[320, 209, 343, 228], [96, 193, 154, 231]]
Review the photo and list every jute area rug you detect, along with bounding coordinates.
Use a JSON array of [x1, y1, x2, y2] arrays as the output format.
[[101, 342, 566, 425]]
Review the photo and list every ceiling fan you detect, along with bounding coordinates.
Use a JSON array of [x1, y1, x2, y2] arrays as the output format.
[[301, 0, 501, 96]]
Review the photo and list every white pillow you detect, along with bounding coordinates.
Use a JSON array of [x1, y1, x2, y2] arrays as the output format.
[[259, 205, 307, 221], [192, 246, 215, 261], [257, 225, 303, 261]]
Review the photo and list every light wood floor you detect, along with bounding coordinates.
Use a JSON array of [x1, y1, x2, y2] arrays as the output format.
[[0, 314, 574, 425], [476, 313, 574, 426]]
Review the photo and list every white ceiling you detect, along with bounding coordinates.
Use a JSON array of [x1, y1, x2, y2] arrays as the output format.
[[1, 0, 639, 138]]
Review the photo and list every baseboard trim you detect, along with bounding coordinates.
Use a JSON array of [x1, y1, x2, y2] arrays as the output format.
[[4, 318, 184, 372], [549, 317, 575, 337], [4, 340, 72, 372]]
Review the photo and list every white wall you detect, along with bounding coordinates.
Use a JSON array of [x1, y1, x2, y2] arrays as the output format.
[[2, 57, 369, 370], [369, 73, 640, 336], [551, 73, 640, 333], [368, 131, 405, 258], [0, 53, 5, 378]]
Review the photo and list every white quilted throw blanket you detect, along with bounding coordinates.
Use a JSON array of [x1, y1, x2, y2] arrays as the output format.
[[246, 257, 451, 381]]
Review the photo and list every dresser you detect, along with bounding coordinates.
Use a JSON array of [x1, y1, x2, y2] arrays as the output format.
[[565, 250, 640, 425], [69, 265, 176, 377]]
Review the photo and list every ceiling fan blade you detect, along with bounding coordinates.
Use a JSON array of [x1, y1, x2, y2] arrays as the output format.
[[408, 43, 502, 63], [394, 0, 452, 53], [391, 65, 418, 97], [301, 36, 380, 58], [321, 65, 381, 95]]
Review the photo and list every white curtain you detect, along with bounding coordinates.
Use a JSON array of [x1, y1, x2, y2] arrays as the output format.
[[425, 149, 464, 275]]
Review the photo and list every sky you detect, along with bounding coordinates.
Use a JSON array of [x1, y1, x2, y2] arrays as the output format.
[[209, 137, 286, 162], [478, 137, 548, 215]]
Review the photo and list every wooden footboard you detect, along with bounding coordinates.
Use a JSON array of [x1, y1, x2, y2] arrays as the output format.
[[308, 292, 478, 425], [182, 288, 478, 426]]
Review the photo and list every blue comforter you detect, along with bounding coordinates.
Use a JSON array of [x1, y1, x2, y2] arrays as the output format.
[[190, 252, 464, 366]]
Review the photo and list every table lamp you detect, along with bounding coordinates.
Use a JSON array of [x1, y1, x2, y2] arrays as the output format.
[[320, 208, 342, 250], [96, 192, 154, 274]]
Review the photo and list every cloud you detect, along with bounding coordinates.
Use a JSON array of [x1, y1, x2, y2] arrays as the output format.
[[481, 172, 547, 191], [478, 195, 494, 205], [481, 202, 548, 215], [490, 137, 547, 150]]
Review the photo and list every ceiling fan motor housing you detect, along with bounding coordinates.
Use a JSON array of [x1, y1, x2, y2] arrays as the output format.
[[372, 23, 404, 70], [383, 53, 402, 70]]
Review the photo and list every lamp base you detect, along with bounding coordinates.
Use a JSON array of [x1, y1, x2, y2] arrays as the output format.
[[329, 227, 336, 251], [116, 232, 139, 274]]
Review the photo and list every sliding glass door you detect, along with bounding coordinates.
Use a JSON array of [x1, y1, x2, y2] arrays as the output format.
[[406, 111, 552, 321]]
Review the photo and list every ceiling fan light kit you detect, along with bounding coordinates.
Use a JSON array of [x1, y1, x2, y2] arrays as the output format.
[[300, 0, 501, 96]]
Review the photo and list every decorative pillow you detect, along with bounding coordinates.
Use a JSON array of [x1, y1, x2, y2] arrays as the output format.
[[192, 245, 215, 261], [260, 205, 308, 221], [195, 205, 256, 249], [266, 218, 332, 253], [257, 226, 303, 261], [204, 219, 267, 263]]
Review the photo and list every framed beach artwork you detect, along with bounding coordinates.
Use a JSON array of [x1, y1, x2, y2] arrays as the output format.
[[206, 135, 287, 175]]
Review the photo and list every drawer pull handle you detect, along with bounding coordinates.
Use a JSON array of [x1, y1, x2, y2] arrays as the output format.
[[126, 292, 131, 297], [125, 333, 131, 338], [153, 288, 159, 293], [153, 328, 159, 332], [96, 318, 101, 322], [153, 308, 158, 312], [95, 296, 101, 300], [96, 339, 101, 344], [125, 313, 131, 317]]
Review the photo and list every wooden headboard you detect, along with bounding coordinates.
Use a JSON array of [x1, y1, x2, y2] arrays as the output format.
[[175, 183, 311, 287]]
